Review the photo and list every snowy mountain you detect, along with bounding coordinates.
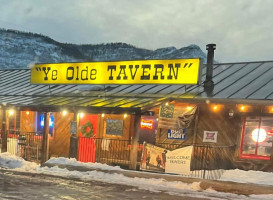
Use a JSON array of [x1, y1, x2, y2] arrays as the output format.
[[0, 29, 207, 69]]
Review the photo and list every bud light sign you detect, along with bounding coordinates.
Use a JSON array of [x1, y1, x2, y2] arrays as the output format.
[[167, 129, 186, 140]]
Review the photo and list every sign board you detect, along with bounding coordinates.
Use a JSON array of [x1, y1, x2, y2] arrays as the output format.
[[165, 146, 193, 176], [30, 59, 201, 85], [203, 131, 218, 143], [70, 121, 77, 135], [140, 143, 193, 176], [167, 129, 186, 140]]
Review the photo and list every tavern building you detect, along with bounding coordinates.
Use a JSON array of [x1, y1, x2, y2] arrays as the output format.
[[0, 44, 273, 176]]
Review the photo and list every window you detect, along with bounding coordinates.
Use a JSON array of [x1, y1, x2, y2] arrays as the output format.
[[240, 117, 273, 160], [105, 119, 123, 136], [37, 112, 54, 137]]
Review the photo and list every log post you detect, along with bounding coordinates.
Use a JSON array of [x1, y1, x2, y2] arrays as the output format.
[[1, 107, 7, 152], [69, 112, 78, 159], [41, 112, 50, 164], [129, 113, 141, 170]]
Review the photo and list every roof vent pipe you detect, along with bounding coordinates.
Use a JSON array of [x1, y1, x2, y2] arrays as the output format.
[[204, 43, 216, 87]]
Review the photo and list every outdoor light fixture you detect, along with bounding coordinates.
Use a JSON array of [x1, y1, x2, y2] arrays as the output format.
[[79, 113, 84, 118], [213, 105, 218, 111], [240, 106, 245, 111], [101, 113, 105, 117], [62, 110, 68, 116], [251, 128, 267, 143], [187, 106, 193, 111], [229, 109, 234, 117], [124, 114, 127, 119], [8, 109, 14, 116], [165, 102, 169, 106], [26, 111, 30, 115]]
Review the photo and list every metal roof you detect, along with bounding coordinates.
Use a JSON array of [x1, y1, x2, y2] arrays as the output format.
[[0, 61, 273, 111]]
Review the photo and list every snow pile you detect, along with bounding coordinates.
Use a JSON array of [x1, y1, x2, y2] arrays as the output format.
[[220, 169, 273, 185], [0, 152, 39, 171], [0, 153, 273, 199], [37, 166, 203, 195], [46, 157, 122, 171]]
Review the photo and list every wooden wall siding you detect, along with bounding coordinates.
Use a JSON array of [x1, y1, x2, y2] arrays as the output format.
[[98, 114, 131, 140], [49, 113, 74, 157], [20, 111, 36, 132], [195, 105, 243, 146], [0, 110, 2, 130]]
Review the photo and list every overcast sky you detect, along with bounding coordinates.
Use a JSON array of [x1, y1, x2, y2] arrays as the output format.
[[0, 0, 272, 63]]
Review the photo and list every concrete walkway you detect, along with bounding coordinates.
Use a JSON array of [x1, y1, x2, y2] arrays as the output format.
[[43, 163, 273, 196]]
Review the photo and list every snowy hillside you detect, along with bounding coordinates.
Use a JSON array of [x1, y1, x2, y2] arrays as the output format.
[[0, 29, 207, 69]]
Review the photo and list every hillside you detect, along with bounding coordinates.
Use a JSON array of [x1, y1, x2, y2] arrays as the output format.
[[0, 29, 207, 69]]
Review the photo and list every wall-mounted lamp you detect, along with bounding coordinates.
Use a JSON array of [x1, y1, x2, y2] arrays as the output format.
[[187, 106, 193, 111], [62, 110, 68, 116], [101, 113, 105, 117], [79, 113, 84, 118], [8, 109, 14, 116], [229, 109, 234, 117], [124, 114, 128, 119], [213, 105, 218, 111], [26, 111, 30, 115]]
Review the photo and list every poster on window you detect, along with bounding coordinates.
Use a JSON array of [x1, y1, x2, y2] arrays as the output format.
[[203, 131, 218, 143], [140, 143, 193, 175]]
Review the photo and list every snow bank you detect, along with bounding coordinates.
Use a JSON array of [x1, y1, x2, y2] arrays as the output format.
[[46, 157, 122, 171], [220, 169, 273, 186], [0, 152, 39, 171], [1, 153, 273, 199]]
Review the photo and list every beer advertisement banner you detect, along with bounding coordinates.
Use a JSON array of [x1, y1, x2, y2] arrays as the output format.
[[141, 142, 193, 175], [30, 58, 201, 85]]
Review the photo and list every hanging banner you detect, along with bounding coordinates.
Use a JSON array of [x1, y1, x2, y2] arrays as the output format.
[[158, 105, 197, 129], [140, 143, 193, 175], [165, 146, 193, 176], [30, 58, 201, 85], [140, 143, 167, 172]]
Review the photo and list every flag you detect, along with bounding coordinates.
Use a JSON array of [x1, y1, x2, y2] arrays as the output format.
[[158, 105, 197, 129]]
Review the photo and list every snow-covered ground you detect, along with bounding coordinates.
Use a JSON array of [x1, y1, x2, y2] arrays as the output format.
[[0, 152, 273, 200]]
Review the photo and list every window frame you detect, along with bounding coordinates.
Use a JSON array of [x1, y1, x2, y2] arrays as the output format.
[[240, 117, 272, 161]]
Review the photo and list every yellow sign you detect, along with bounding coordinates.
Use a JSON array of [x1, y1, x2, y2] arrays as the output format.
[[30, 59, 201, 85]]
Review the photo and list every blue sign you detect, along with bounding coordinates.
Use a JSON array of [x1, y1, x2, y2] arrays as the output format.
[[167, 129, 186, 140]]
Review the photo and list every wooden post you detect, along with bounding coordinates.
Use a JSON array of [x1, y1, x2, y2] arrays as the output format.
[[129, 113, 141, 170], [69, 112, 78, 159], [41, 112, 50, 164], [1, 107, 7, 152], [193, 106, 200, 145]]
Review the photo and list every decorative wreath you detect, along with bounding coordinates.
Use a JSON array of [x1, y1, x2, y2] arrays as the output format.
[[81, 121, 94, 138]]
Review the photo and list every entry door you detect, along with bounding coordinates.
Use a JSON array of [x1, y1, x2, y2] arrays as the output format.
[[78, 114, 98, 162]]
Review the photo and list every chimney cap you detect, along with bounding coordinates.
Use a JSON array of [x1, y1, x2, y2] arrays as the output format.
[[206, 44, 216, 50]]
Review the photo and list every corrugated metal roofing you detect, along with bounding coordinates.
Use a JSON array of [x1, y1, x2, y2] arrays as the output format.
[[0, 61, 273, 110]]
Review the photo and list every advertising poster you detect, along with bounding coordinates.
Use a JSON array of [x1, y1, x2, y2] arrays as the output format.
[[140, 142, 167, 172], [141, 143, 193, 175], [203, 131, 218, 143], [165, 146, 193, 176]]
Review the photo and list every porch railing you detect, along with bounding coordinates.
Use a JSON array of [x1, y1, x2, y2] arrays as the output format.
[[0, 129, 42, 163], [78, 137, 133, 169]]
